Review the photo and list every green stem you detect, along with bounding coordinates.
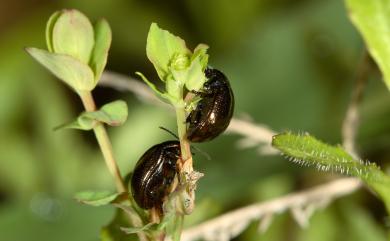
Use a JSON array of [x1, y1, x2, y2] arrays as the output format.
[[171, 97, 195, 239], [79, 91, 126, 192], [79, 91, 149, 241], [172, 215, 184, 241], [175, 102, 190, 160]]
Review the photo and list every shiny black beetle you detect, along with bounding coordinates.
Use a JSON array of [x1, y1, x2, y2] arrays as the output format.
[[186, 68, 234, 142], [131, 141, 181, 210]]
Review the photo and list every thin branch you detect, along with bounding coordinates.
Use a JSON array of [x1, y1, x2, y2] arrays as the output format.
[[179, 178, 361, 241], [342, 50, 371, 158], [100, 71, 169, 108], [226, 118, 278, 155]]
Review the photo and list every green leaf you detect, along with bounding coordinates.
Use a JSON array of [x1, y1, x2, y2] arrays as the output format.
[[345, 0, 390, 90], [192, 44, 209, 70], [165, 75, 183, 100], [75, 191, 126, 206], [272, 132, 381, 181], [146, 23, 191, 81], [54, 114, 95, 131], [55, 100, 128, 131], [272, 132, 390, 213], [135, 72, 176, 103], [52, 9, 95, 64], [90, 18, 112, 82], [182, 53, 208, 91], [88, 100, 128, 126], [45, 10, 61, 52], [167, 44, 208, 92], [26, 47, 95, 91]]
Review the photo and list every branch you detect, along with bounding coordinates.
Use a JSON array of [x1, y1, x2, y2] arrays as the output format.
[[342, 50, 371, 158], [226, 118, 278, 155], [179, 178, 361, 241], [99, 71, 169, 107]]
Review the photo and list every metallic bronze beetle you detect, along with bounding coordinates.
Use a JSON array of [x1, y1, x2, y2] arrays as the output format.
[[186, 68, 234, 142], [131, 141, 180, 210]]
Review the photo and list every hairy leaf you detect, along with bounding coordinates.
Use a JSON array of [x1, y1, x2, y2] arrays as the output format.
[[272, 132, 390, 213]]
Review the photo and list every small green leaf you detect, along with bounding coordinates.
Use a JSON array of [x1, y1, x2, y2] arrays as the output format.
[[52, 9, 95, 64], [75, 191, 126, 206], [182, 54, 208, 91], [45, 10, 61, 52], [135, 72, 176, 103], [26, 47, 95, 91], [55, 100, 128, 131], [165, 75, 183, 100], [120, 223, 155, 234], [54, 115, 95, 131], [90, 18, 112, 82], [192, 44, 209, 70], [146, 23, 191, 81], [168, 44, 209, 92], [346, 0, 390, 90], [87, 100, 128, 126]]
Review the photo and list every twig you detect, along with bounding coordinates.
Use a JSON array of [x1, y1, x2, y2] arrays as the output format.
[[342, 50, 371, 158], [100, 71, 169, 108], [178, 178, 361, 241], [226, 118, 278, 155]]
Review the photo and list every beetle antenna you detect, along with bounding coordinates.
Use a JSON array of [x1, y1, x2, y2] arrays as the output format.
[[159, 126, 179, 139], [158, 126, 211, 160]]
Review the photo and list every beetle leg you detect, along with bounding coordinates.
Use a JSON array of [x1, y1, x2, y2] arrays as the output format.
[[190, 90, 203, 95], [185, 111, 193, 123], [186, 102, 204, 126], [192, 104, 203, 125]]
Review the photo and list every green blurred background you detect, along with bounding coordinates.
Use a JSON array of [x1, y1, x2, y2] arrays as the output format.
[[1, 0, 390, 240]]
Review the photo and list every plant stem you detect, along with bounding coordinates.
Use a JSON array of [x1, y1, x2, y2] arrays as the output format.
[[79, 91, 126, 192], [80, 91, 149, 241], [175, 100, 195, 214], [175, 103, 193, 181], [172, 215, 184, 241], [175, 102, 191, 159]]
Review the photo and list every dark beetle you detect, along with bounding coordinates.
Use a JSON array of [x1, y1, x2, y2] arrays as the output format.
[[186, 68, 234, 142], [131, 141, 181, 210]]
